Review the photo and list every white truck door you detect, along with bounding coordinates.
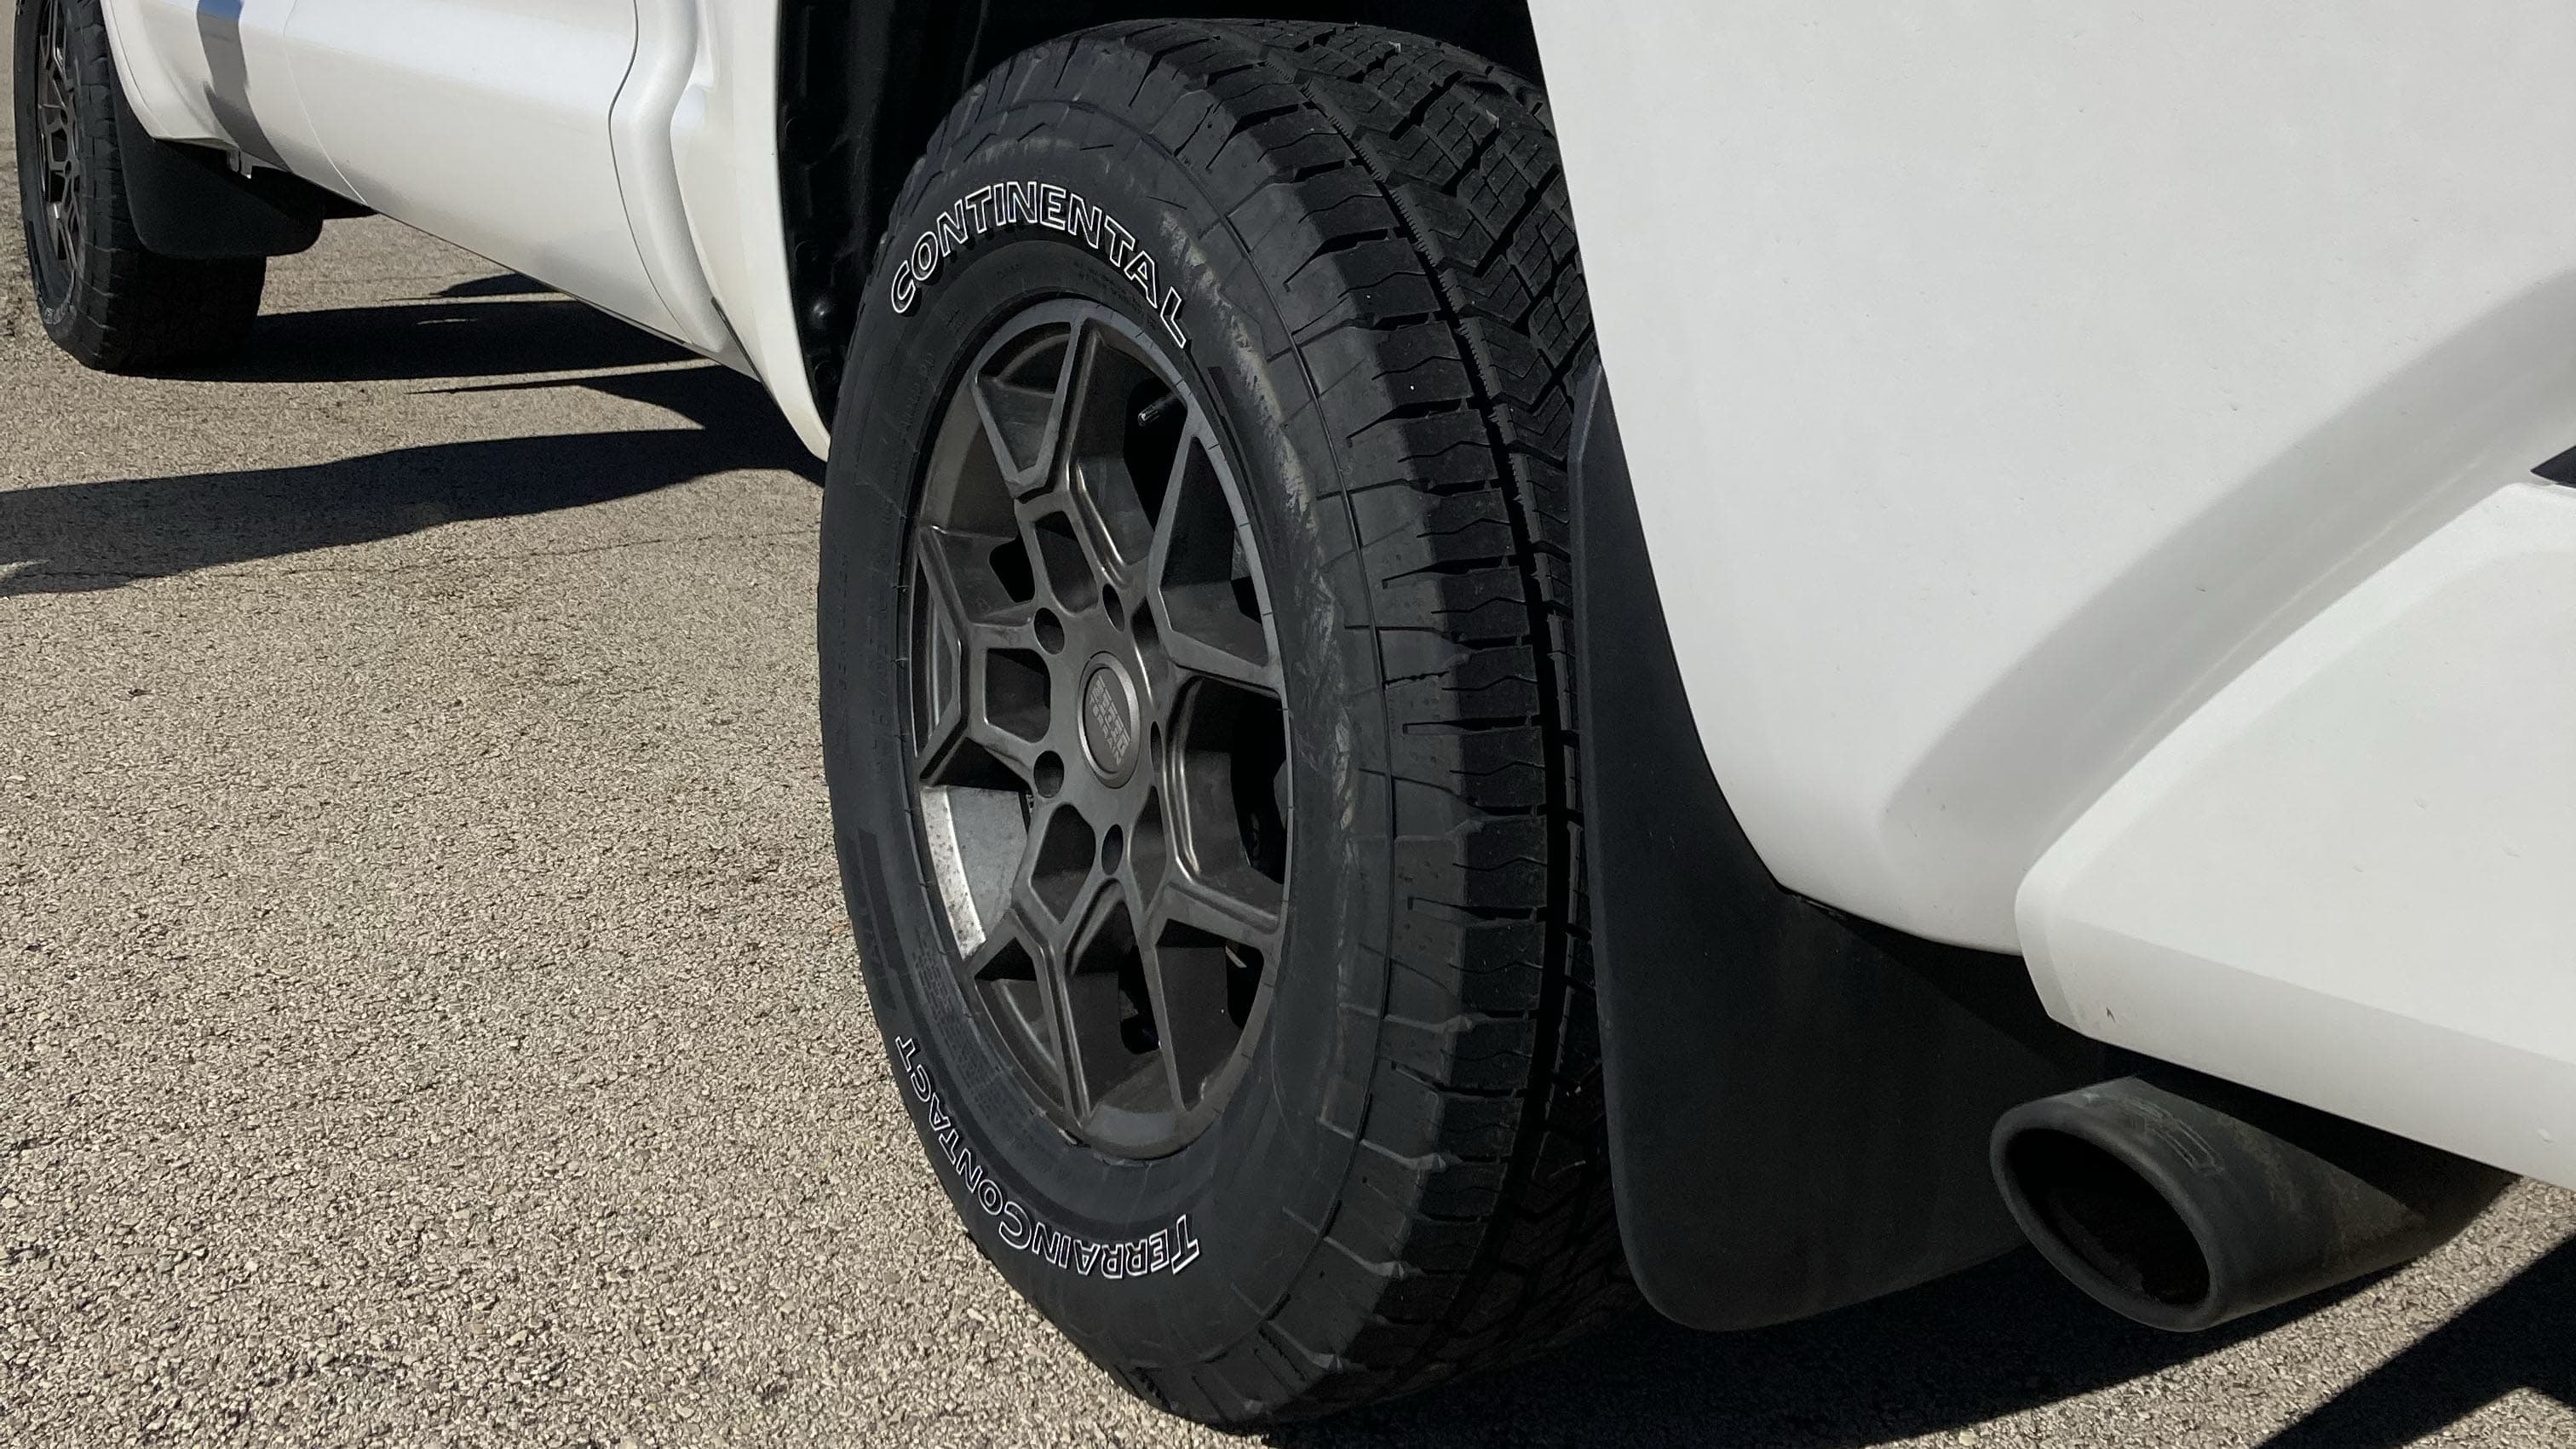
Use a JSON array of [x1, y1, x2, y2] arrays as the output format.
[[282, 0, 681, 338]]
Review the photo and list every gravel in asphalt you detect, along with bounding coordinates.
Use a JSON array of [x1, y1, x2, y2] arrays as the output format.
[[6, 92, 2576, 1449]]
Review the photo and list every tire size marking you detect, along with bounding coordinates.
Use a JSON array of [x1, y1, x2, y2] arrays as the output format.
[[890, 182, 1190, 351], [895, 1035, 1203, 1279]]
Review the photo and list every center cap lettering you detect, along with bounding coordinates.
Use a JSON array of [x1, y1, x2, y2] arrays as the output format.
[[1081, 661, 1136, 778]]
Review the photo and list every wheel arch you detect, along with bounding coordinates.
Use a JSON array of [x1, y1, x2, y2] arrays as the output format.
[[773, 1, 1538, 414]]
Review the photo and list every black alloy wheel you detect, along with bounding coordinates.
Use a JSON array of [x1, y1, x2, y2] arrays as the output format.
[[23, 0, 85, 312], [908, 298, 1290, 1159]]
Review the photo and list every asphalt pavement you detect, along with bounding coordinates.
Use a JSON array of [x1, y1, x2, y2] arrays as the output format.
[[8, 89, 2576, 1449]]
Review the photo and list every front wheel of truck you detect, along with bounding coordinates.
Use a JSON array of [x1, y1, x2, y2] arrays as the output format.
[[818, 20, 1629, 1425], [11, 0, 265, 371]]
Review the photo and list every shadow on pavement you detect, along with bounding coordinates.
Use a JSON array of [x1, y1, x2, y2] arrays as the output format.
[[1279, 1233, 2576, 1449], [0, 361, 816, 596], [2259, 1239, 2576, 1447], [1274, 1250, 2236, 1448], [434, 273, 560, 301], [185, 296, 691, 384]]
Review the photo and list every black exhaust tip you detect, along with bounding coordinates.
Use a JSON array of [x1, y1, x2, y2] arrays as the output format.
[[2006, 1129, 2211, 1310], [1991, 1072, 2510, 1332]]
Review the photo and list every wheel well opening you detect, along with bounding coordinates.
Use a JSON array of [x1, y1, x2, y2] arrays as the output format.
[[775, 1, 1540, 418]]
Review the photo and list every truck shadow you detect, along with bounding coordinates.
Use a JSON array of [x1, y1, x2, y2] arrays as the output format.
[[2257, 1238, 2576, 1447], [1276, 1239, 2576, 1449], [201, 292, 692, 384], [0, 360, 815, 596], [1271, 1249, 2254, 1449]]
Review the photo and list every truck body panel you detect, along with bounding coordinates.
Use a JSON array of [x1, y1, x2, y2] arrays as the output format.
[[1529, 2, 2576, 951]]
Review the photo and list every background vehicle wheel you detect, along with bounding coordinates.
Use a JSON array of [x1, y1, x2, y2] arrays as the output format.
[[11, 0, 264, 371], [819, 20, 1627, 1424]]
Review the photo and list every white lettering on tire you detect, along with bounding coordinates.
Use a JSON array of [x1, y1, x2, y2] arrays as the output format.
[[895, 1036, 1203, 1279], [888, 183, 1191, 350]]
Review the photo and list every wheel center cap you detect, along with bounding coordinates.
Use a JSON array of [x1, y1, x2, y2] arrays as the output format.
[[1080, 658, 1139, 779]]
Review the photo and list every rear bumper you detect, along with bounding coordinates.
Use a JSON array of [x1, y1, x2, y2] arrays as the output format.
[[2019, 474, 2576, 1193], [1569, 368, 2101, 1328]]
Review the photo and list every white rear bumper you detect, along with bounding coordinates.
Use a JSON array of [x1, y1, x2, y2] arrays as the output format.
[[2021, 480, 2576, 1187]]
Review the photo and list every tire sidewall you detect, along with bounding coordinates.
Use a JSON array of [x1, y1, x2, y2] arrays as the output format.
[[819, 105, 1393, 1362]]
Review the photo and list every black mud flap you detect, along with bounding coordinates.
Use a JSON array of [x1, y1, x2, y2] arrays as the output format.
[[1570, 365, 2103, 1330], [109, 56, 327, 260]]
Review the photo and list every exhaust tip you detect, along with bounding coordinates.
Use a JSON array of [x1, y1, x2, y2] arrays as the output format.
[[2002, 1127, 2211, 1318], [1992, 1074, 2510, 1334]]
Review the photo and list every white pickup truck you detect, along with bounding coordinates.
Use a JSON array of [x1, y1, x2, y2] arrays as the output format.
[[20, 0, 2576, 1425]]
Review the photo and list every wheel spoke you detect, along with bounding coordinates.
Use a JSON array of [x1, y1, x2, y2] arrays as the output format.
[[974, 316, 1084, 497], [1141, 871, 1276, 1109], [1033, 858, 1149, 1118], [1154, 865, 1283, 953], [1055, 464, 1146, 602], [909, 536, 972, 765], [1049, 326, 1188, 591], [1157, 607, 1279, 694], [1139, 943, 1231, 1110], [924, 676, 1054, 791], [1021, 802, 1104, 929], [957, 907, 1082, 1115], [914, 524, 1039, 652], [1011, 334, 1156, 615], [1146, 427, 1279, 694], [911, 526, 1050, 788]]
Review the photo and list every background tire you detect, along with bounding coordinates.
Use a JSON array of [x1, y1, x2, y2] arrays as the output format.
[[819, 20, 1628, 1424], [12, 0, 264, 371]]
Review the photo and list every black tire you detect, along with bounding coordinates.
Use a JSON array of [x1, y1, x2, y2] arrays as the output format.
[[819, 20, 1626, 1424], [12, 0, 264, 371]]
